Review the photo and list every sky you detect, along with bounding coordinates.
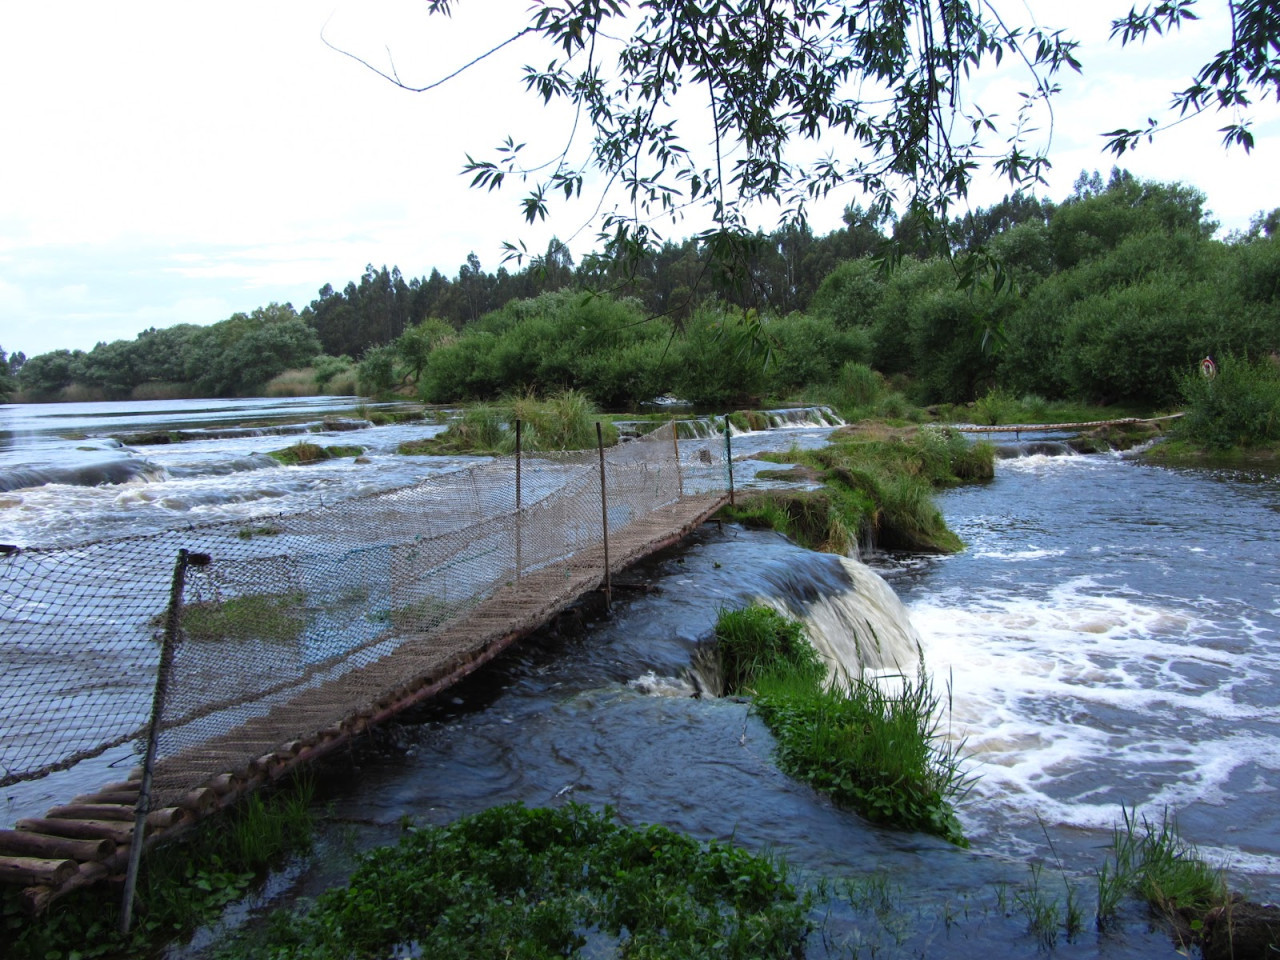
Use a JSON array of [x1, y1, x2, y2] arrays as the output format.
[[1, 0, 1277, 359]]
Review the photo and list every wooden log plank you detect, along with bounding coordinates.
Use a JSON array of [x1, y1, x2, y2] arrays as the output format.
[[0, 857, 77, 886], [47, 804, 135, 822], [0, 831, 115, 862], [71, 791, 139, 805], [16, 819, 134, 844]]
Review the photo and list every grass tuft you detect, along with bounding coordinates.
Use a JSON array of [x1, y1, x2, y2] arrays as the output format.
[[714, 604, 970, 845]]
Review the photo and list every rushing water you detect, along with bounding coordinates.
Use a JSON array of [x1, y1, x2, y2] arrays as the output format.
[[192, 442, 1276, 959], [3, 401, 1277, 956]]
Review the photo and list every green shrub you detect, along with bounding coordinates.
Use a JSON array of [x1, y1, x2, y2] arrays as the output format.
[[1178, 354, 1280, 449], [671, 307, 771, 406]]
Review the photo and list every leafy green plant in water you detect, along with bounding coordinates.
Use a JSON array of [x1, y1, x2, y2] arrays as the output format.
[[1015, 862, 1061, 949], [221, 802, 808, 960], [177, 591, 307, 643], [399, 390, 617, 455], [237, 523, 283, 540], [268, 442, 364, 465], [715, 604, 826, 695]]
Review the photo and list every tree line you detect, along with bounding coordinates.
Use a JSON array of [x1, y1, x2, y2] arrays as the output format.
[[5, 169, 1278, 412]]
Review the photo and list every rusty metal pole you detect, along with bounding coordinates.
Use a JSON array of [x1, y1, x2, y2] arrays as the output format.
[[120, 548, 207, 934], [514, 419, 522, 581], [596, 422, 611, 613]]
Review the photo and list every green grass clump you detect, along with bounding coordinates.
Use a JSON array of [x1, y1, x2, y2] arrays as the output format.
[[2, 778, 315, 960], [268, 442, 364, 465], [715, 605, 827, 694], [400, 391, 618, 455], [223, 803, 808, 960], [726, 427, 990, 554], [178, 591, 307, 643], [1096, 807, 1227, 930], [714, 605, 969, 846]]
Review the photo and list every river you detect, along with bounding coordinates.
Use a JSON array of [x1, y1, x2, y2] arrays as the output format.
[[2, 399, 1277, 957]]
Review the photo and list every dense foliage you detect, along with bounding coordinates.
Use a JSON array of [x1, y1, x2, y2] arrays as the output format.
[[387, 0, 1276, 288], [11, 171, 1280, 440], [224, 803, 808, 960], [1179, 354, 1280, 449]]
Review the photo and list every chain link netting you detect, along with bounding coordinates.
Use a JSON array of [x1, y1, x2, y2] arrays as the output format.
[[1, 422, 731, 822]]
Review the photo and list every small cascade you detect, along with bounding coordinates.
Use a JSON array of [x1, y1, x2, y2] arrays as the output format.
[[689, 551, 922, 695], [669, 405, 845, 440], [797, 557, 923, 678], [762, 406, 845, 429], [994, 440, 1076, 459], [112, 417, 375, 446], [0, 457, 169, 493]]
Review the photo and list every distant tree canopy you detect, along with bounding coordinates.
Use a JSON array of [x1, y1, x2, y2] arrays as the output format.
[[13, 171, 1280, 410]]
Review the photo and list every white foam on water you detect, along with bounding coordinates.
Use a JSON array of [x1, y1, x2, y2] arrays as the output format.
[[973, 547, 1065, 561], [910, 574, 1280, 850], [628, 671, 697, 698]]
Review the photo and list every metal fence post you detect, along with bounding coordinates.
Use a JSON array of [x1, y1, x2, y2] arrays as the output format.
[[596, 422, 611, 613], [670, 418, 684, 499], [514, 419, 523, 581], [724, 418, 735, 507], [119, 548, 207, 934]]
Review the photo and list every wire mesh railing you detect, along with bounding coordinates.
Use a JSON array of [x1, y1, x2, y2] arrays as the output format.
[[1, 421, 733, 832]]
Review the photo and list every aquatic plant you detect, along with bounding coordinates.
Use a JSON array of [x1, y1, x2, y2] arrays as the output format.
[[715, 604, 970, 846], [221, 803, 808, 960], [1095, 806, 1227, 930], [267, 442, 364, 465], [398, 391, 618, 455], [178, 591, 307, 643], [725, 428, 990, 553]]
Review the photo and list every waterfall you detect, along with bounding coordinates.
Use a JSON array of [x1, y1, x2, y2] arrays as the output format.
[[795, 557, 923, 678], [689, 552, 922, 695], [994, 440, 1076, 459]]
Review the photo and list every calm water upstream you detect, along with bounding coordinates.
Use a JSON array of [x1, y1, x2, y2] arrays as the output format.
[[1, 400, 1276, 956]]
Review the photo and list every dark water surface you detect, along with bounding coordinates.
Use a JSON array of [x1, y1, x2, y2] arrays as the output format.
[[177, 446, 1279, 959]]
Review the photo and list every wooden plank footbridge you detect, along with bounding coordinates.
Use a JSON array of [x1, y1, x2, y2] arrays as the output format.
[[0, 421, 732, 917]]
